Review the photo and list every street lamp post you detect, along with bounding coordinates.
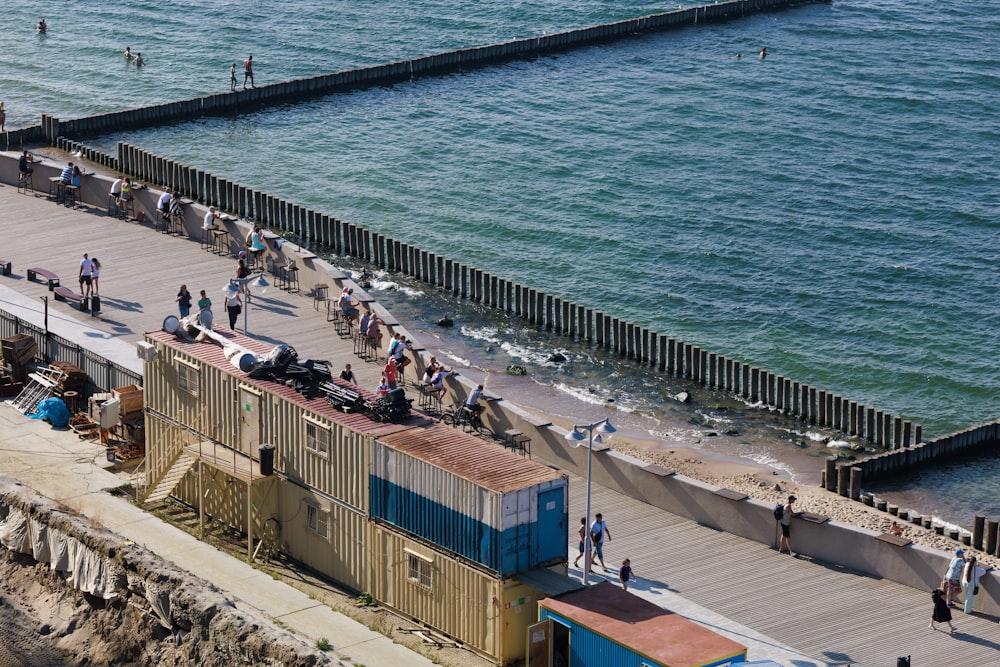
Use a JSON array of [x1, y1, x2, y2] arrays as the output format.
[[222, 273, 269, 335], [564, 417, 615, 585]]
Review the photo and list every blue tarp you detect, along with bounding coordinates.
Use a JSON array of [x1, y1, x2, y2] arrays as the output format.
[[30, 397, 70, 428]]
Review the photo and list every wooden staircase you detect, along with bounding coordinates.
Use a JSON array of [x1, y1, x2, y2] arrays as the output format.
[[142, 452, 196, 505]]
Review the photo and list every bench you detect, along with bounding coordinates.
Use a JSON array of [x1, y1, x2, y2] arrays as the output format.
[[54, 286, 88, 311], [27, 267, 60, 291], [0, 260, 10, 276]]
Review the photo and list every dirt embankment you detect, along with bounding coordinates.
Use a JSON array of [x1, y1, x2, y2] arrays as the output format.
[[0, 479, 337, 667]]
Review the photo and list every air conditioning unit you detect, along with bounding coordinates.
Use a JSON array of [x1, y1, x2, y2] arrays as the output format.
[[136, 341, 158, 362]]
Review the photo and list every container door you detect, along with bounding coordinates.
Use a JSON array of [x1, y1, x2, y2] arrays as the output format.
[[239, 386, 261, 456], [535, 487, 565, 564], [526, 619, 552, 667]]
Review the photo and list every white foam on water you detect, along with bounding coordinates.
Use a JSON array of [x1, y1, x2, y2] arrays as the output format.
[[554, 382, 627, 409], [826, 440, 852, 449]]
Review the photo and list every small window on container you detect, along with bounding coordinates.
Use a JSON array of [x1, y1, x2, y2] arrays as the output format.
[[304, 418, 331, 457], [406, 551, 432, 588], [305, 503, 329, 540], [176, 360, 200, 397]]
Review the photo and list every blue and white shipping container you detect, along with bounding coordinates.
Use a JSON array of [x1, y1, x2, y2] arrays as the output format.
[[372, 423, 569, 577]]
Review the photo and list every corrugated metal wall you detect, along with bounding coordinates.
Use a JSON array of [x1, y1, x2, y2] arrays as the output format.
[[281, 484, 368, 592], [371, 442, 568, 576], [369, 522, 502, 661], [538, 608, 652, 667], [270, 398, 370, 512]]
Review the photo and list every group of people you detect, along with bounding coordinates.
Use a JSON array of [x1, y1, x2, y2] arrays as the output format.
[[123, 46, 144, 67], [175, 285, 214, 327], [933, 547, 987, 630], [110, 174, 141, 208], [59, 161, 86, 187], [157, 188, 185, 224], [231, 55, 254, 91], [572, 513, 633, 589], [78, 253, 101, 299]]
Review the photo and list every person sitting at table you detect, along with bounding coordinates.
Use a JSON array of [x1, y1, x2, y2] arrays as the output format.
[[203, 205, 220, 230], [340, 288, 359, 322], [365, 314, 383, 349], [248, 225, 267, 262], [18, 151, 34, 176], [157, 189, 173, 218], [69, 165, 84, 187], [109, 175, 124, 203], [120, 178, 133, 203], [376, 375, 391, 397], [427, 368, 451, 397], [169, 192, 184, 222], [59, 161, 74, 184], [421, 356, 441, 387]]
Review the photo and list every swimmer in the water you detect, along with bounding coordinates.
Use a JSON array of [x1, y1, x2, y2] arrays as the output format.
[[135, 52, 144, 67], [37, 19, 47, 33], [125, 46, 133, 60], [759, 47, 767, 59], [734, 53, 741, 59]]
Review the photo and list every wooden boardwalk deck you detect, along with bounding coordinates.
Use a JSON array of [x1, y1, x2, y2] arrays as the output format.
[[0, 183, 388, 395], [3, 183, 999, 667], [569, 477, 1000, 667]]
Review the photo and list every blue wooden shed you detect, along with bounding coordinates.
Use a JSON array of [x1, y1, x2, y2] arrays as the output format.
[[531, 582, 747, 667]]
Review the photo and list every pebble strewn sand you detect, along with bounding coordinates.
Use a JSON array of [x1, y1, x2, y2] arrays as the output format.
[[613, 442, 999, 570]]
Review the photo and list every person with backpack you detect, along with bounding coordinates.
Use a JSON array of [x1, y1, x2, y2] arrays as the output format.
[[776, 495, 799, 556]]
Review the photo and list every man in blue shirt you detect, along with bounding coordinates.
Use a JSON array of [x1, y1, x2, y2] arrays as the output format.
[[60, 161, 74, 183]]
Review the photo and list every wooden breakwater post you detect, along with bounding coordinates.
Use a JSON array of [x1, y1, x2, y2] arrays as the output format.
[[973, 515, 985, 551], [986, 520, 999, 556]]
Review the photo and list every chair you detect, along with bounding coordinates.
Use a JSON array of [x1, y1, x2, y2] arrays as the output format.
[[63, 185, 79, 208], [17, 172, 34, 194], [313, 284, 329, 311], [212, 229, 230, 255]]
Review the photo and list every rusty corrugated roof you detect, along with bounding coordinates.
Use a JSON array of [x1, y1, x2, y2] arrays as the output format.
[[379, 422, 564, 493]]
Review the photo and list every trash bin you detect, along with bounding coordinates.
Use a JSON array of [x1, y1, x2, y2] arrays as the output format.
[[259, 443, 275, 476]]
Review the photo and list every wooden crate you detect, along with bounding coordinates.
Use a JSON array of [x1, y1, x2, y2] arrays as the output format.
[[113, 384, 143, 417]]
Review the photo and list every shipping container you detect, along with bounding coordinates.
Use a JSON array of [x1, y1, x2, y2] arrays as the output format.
[[143, 329, 414, 511], [534, 582, 747, 667], [373, 424, 568, 577]]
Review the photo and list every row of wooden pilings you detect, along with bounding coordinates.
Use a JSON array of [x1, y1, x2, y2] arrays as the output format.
[[30, 0, 820, 142], [43, 135, 922, 452], [825, 420, 1000, 543], [827, 420, 1000, 497]]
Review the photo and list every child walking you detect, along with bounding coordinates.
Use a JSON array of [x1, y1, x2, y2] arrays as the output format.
[[619, 558, 634, 591]]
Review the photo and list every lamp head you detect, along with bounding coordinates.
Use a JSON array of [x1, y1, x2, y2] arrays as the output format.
[[222, 281, 239, 298], [251, 274, 269, 294], [597, 419, 616, 435], [564, 428, 585, 444]]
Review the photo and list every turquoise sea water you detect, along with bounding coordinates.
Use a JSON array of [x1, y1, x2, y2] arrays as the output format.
[[2, 1, 999, 524]]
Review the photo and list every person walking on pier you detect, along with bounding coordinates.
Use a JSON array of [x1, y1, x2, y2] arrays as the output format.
[[590, 513, 611, 571], [573, 517, 586, 568], [78, 253, 94, 300], [619, 558, 634, 591], [929, 588, 955, 632], [243, 55, 254, 89], [176, 284, 192, 318], [230, 63, 237, 91]]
